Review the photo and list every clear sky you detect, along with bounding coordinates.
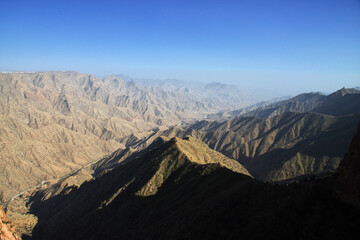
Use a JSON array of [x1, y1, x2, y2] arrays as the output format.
[[0, 0, 359, 94]]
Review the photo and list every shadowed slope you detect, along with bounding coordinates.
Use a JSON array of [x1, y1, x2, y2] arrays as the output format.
[[121, 112, 360, 181], [337, 122, 360, 207], [28, 125, 360, 240], [28, 136, 250, 239]]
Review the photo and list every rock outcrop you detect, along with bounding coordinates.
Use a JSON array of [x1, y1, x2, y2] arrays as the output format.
[[337, 122, 360, 207], [0, 206, 19, 240]]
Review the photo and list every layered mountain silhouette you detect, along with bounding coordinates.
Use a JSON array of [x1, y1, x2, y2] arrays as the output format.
[[0, 71, 258, 202], [120, 111, 360, 181], [2, 71, 360, 239], [231, 87, 360, 118], [2, 71, 357, 203], [26, 124, 360, 240], [119, 75, 277, 109]]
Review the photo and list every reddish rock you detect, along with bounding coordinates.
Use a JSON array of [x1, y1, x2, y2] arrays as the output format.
[[0, 205, 19, 240]]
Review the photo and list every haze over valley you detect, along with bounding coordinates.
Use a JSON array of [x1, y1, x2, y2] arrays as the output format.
[[1, 70, 359, 239], [1, 0, 360, 239]]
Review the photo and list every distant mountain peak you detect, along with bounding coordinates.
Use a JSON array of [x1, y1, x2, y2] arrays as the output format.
[[230, 87, 360, 119], [331, 87, 360, 97]]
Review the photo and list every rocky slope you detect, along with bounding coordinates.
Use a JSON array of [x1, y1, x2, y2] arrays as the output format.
[[121, 112, 360, 181], [337, 121, 360, 207], [0, 110, 122, 202], [26, 125, 360, 240], [0, 205, 19, 240], [0, 71, 258, 202]]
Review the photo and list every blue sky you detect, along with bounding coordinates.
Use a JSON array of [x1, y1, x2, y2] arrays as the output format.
[[0, 0, 359, 94]]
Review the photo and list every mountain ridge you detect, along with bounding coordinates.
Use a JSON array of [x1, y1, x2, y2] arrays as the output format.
[[121, 111, 360, 181], [231, 87, 360, 118], [0, 71, 258, 202], [27, 136, 252, 239], [24, 122, 360, 240]]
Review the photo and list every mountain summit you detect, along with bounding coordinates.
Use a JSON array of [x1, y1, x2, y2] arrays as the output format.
[[29, 136, 251, 239], [28, 124, 360, 240]]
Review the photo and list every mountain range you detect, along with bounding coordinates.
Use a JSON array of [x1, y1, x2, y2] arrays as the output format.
[[119, 111, 360, 181], [115, 87, 360, 182], [0, 71, 263, 202], [231, 87, 360, 118], [117, 74, 280, 109], [1, 71, 360, 239], [23, 123, 360, 240]]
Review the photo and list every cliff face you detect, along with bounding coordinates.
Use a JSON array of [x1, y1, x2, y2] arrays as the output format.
[[337, 122, 360, 207], [0, 206, 19, 240]]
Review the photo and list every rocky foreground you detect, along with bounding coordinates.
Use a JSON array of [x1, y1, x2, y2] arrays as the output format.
[[0, 206, 19, 240]]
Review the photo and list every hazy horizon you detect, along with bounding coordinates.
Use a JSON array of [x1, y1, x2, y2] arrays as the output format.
[[1, 0, 359, 95]]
